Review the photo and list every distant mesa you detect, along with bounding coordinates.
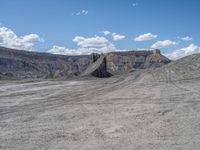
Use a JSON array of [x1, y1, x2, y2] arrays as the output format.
[[0, 46, 171, 79], [105, 49, 170, 75]]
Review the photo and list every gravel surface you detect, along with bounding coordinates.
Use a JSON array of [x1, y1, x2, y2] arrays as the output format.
[[1, 54, 200, 150]]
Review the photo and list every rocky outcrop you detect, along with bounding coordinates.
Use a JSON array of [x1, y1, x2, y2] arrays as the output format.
[[81, 53, 112, 78], [0, 46, 171, 79], [106, 50, 171, 74]]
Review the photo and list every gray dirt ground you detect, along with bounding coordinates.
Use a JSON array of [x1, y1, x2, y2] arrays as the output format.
[[1, 54, 200, 150]]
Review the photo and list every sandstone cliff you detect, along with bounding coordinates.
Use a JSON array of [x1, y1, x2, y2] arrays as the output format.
[[106, 50, 171, 74]]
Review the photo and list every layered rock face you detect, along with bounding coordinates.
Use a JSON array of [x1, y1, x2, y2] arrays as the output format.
[[106, 50, 171, 74], [0, 46, 91, 79], [0, 47, 171, 79]]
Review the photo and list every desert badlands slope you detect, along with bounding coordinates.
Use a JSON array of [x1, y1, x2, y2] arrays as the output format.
[[0, 54, 200, 150]]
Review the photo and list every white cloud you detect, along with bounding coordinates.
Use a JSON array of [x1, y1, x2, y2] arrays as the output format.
[[102, 31, 125, 41], [72, 10, 88, 16], [73, 36, 112, 47], [164, 44, 200, 60], [0, 26, 42, 50], [49, 35, 118, 55], [103, 31, 110, 36], [48, 45, 117, 56], [134, 33, 157, 41], [151, 40, 178, 49], [48, 46, 77, 55], [178, 36, 192, 41], [112, 33, 126, 41], [21, 34, 42, 43]]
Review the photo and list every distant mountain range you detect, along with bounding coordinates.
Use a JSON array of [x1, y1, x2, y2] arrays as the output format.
[[0, 46, 171, 79]]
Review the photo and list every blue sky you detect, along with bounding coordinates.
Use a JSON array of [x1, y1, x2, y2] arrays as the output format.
[[0, 0, 200, 59]]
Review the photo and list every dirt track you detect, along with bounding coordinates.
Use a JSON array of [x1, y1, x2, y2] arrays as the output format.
[[1, 54, 200, 150]]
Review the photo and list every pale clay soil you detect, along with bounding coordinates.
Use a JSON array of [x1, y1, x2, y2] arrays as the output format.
[[1, 54, 200, 150]]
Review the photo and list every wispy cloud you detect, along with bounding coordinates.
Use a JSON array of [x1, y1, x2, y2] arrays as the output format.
[[72, 10, 89, 16], [132, 3, 138, 7], [103, 31, 110, 36], [112, 33, 126, 41], [103, 30, 126, 41], [177, 36, 192, 41]]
